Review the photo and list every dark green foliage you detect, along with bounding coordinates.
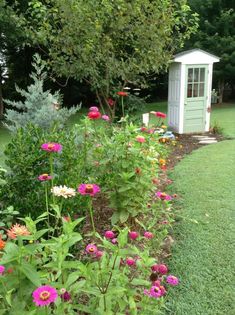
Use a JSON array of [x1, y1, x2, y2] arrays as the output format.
[[186, 0, 235, 102]]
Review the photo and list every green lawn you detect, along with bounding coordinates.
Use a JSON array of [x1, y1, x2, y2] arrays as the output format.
[[211, 103, 235, 138], [164, 140, 235, 314]]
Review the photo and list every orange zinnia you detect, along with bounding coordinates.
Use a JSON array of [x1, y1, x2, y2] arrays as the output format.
[[7, 223, 30, 239], [0, 235, 6, 250]]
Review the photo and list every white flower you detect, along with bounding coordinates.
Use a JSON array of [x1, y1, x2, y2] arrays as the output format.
[[123, 86, 131, 90], [51, 185, 76, 198]]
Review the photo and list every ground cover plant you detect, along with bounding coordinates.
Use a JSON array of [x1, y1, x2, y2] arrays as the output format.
[[0, 106, 179, 314]]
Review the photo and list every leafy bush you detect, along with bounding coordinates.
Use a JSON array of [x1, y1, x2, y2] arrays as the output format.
[[4, 54, 80, 132]]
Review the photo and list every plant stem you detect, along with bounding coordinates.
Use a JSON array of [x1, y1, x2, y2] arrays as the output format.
[[121, 96, 125, 118], [49, 153, 55, 203], [45, 183, 50, 227], [89, 198, 96, 235]]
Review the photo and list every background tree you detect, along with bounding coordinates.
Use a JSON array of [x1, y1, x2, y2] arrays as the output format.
[[185, 0, 235, 103], [17, 0, 198, 117]]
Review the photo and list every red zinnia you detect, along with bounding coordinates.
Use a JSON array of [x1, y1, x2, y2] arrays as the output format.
[[87, 111, 101, 120], [117, 91, 128, 97], [155, 112, 166, 118]]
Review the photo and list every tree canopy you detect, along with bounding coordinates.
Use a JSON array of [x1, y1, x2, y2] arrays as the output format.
[[18, 0, 198, 113], [186, 0, 235, 102]]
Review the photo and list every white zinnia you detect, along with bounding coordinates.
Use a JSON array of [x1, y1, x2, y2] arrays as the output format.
[[51, 185, 76, 198]]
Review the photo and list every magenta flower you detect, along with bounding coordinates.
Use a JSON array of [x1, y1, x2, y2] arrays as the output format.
[[95, 250, 104, 259], [156, 191, 172, 201], [126, 257, 136, 266], [86, 244, 97, 254], [38, 173, 52, 181], [144, 285, 165, 298], [166, 275, 179, 286], [104, 230, 115, 239], [165, 195, 172, 201], [111, 238, 118, 244], [102, 115, 110, 121], [41, 142, 62, 152], [60, 289, 71, 302], [0, 265, 5, 275], [149, 285, 164, 298], [128, 231, 139, 240], [78, 184, 100, 197], [32, 285, 58, 307], [151, 264, 168, 274], [143, 231, 154, 239], [158, 264, 168, 275], [89, 106, 99, 112]]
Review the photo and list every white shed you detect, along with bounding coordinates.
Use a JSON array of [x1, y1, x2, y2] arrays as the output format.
[[168, 49, 219, 134]]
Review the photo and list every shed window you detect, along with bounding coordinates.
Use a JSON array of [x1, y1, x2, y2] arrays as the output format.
[[187, 67, 205, 98]]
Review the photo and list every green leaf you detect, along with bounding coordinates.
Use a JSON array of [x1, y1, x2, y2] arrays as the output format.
[[119, 211, 129, 223], [19, 263, 41, 287]]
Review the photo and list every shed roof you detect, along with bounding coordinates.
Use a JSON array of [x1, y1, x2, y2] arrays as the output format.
[[173, 49, 220, 64]]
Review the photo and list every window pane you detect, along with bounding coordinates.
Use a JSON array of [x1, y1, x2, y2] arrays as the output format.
[[194, 68, 199, 82], [187, 84, 192, 97], [199, 83, 204, 96], [193, 84, 198, 97], [188, 68, 193, 83], [200, 68, 205, 82]]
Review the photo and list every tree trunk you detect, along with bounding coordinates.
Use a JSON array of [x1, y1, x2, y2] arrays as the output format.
[[218, 79, 224, 104]]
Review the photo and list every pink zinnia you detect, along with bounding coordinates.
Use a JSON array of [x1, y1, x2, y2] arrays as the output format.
[[104, 231, 115, 239], [0, 265, 5, 275], [38, 173, 52, 181], [78, 184, 100, 197], [166, 275, 179, 286], [144, 231, 154, 239], [126, 257, 136, 266], [102, 114, 110, 121], [41, 142, 62, 152], [128, 231, 139, 240], [32, 285, 58, 307], [136, 135, 146, 143], [89, 106, 99, 112], [86, 244, 97, 254]]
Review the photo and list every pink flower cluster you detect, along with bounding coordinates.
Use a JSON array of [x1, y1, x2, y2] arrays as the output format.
[[0, 265, 5, 275], [87, 106, 110, 121]]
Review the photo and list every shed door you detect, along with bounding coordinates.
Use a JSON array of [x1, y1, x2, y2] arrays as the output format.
[[184, 65, 208, 133]]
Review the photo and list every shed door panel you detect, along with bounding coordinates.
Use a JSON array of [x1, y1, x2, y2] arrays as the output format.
[[184, 66, 208, 133]]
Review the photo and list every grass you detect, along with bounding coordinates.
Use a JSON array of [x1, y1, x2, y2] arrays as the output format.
[[211, 103, 235, 138], [164, 140, 235, 315]]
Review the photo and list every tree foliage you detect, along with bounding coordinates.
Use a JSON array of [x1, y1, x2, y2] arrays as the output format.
[[4, 54, 80, 132], [186, 0, 235, 102], [17, 0, 198, 113]]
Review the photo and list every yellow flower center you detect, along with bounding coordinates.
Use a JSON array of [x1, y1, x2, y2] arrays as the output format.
[[40, 291, 50, 301], [85, 184, 94, 193], [154, 287, 160, 293], [48, 143, 55, 149], [89, 247, 95, 252]]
